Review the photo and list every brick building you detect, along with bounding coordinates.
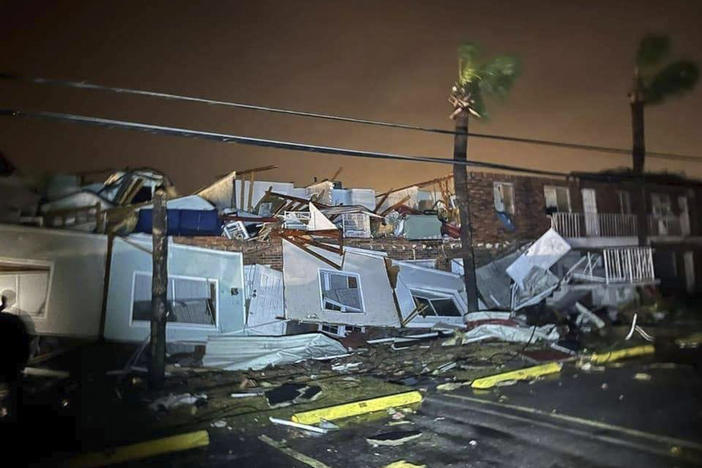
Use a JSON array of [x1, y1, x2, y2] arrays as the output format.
[[178, 169, 702, 297]]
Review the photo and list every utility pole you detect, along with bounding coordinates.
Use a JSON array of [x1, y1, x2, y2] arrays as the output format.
[[149, 189, 168, 390], [452, 108, 480, 311], [631, 71, 648, 247]]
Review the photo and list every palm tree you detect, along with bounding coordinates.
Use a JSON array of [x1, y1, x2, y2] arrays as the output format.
[[630, 34, 699, 173], [630, 35, 698, 246], [450, 43, 520, 311]]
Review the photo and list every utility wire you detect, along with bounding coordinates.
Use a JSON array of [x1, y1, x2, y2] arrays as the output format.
[[0, 108, 569, 177], [2, 72, 700, 163]]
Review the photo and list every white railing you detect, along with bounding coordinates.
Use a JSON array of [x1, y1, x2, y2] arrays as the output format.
[[603, 247, 655, 284], [551, 212, 638, 238], [648, 215, 682, 236]]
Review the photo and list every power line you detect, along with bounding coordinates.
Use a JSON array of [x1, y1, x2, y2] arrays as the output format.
[[0, 108, 569, 177], [2, 72, 700, 163]]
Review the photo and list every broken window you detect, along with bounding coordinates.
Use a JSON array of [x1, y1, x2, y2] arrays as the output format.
[[617, 191, 631, 214], [493, 182, 515, 214], [544, 186, 571, 213], [318, 270, 364, 313], [132, 272, 217, 326], [410, 290, 462, 317]]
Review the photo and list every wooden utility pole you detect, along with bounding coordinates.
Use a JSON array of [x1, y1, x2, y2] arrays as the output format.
[[149, 189, 168, 390], [631, 72, 648, 247], [452, 109, 480, 312]]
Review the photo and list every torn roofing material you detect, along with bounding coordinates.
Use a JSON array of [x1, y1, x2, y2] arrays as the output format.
[[202, 333, 348, 371]]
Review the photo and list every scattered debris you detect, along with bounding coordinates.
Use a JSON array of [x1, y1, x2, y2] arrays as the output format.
[[634, 372, 652, 381], [265, 383, 322, 408], [366, 430, 423, 446], [269, 416, 329, 434], [148, 393, 207, 412]]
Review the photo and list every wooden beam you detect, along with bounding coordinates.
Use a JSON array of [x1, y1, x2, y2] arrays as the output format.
[[375, 174, 454, 198], [247, 172, 255, 212], [236, 164, 278, 176], [379, 195, 410, 216], [330, 166, 343, 181], [373, 190, 391, 214]]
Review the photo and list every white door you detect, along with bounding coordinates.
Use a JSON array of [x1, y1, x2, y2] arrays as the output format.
[[581, 189, 600, 236], [651, 194, 672, 236], [684, 251, 695, 294], [679, 196, 690, 236]]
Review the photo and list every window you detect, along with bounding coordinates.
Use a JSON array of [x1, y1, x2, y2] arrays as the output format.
[[544, 186, 571, 213], [258, 202, 273, 217], [132, 272, 217, 326], [318, 270, 364, 313], [493, 182, 515, 214], [651, 193, 672, 216], [0, 261, 51, 318], [410, 289, 462, 317], [617, 191, 631, 214]]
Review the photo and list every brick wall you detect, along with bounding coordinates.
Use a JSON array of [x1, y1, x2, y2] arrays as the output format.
[[174, 235, 525, 271]]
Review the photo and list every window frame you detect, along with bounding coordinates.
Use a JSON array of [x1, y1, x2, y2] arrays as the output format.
[[317, 269, 365, 314], [493, 181, 515, 214], [130, 271, 219, 329], [0, 258, 53, 319], [543, 185, 571, 213], [410, 288, 462, 318]]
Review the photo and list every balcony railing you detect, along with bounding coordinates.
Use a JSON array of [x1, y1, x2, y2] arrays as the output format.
[[603, 247, 655, 284], [551, 212, 638, 238], [648, 215, 683, 236]]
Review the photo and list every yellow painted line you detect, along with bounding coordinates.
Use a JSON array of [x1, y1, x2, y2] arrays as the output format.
[[590, 345, 654, 364], [442, 394, 702, 453], [471, 362, 562, 389], [259, 435, 331, 468], [291, 390, 422, 425], [69, 430, 210, 468]]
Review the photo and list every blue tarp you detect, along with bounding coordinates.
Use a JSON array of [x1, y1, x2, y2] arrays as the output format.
[[496, 211, 516, 232], [135, 209, 221, 236]]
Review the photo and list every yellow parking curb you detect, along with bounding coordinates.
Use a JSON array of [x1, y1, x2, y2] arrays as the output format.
[[292, 390, 422, 425], [590, 345, 655, 364], [471, 362, 563, 389], [69, 430, 210, 467]]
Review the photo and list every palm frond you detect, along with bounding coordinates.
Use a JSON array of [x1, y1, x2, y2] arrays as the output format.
[[478, 55, 521, 98], [636, 34, 671, 68], [457, 42, 482, 87], [645, 60, 700, 104]]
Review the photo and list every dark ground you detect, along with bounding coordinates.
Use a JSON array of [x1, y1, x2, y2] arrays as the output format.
[[6, 333, 702, 467]]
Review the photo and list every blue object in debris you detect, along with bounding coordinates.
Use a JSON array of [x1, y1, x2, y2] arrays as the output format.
[[496, 211, 516, 232], [135, 209, 221, 236]]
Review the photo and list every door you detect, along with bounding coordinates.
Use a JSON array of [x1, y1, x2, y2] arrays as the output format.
[[581, 188, 600, 236], [684, 251, 695, 294], [679, 196, 690, 236], [651, 194, 672, 235]]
